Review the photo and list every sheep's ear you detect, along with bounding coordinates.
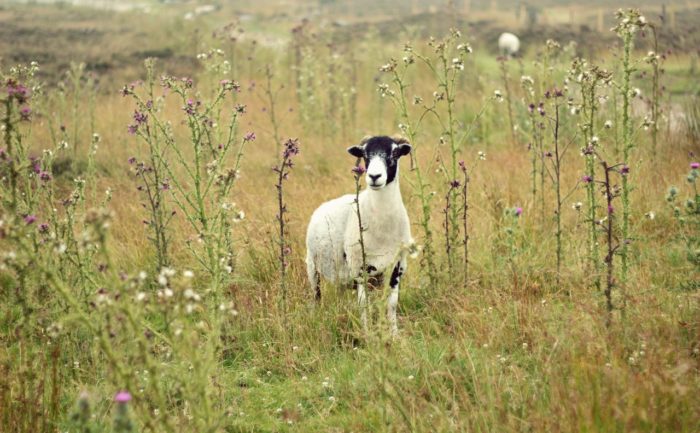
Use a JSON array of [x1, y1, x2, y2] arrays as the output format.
[[393, 143, 412, 158], [347, 145, 365, 158]]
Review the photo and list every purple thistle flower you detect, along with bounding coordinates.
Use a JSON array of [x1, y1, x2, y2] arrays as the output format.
[[620, 165, 630, 175], [582, 175, 593, 183], [24, 215, 37, 225], [352, 165, 366, 176], [282, 138, 300, 158], [30, 158, 41, 174], [114, 391, 132, 403], [243, 131, 256, 142], [19, 106, 31, 121], [450, 179, 461, 188], [127, 125, 137, 135], [38, 223, 49, 233], [6, 80, 30, 104], [515, 207, 523, 217], [39, 171, 52, 182], [608, 205, 614, 214], [128, 157, 137, 164], [691, 162, 699, 170], [183, 99, 198, 115], [133, 110, 147, 125]]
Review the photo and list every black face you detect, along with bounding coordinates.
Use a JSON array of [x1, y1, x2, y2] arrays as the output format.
[[347, 136, 411, 187]]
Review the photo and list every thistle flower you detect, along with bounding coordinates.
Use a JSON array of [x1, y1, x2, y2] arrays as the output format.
[[352, 165, 366, 176], [114, 391, 132, 403], [24, 215, 37, 225], [19, 106, 31, 121], [582, 175, 593, 183], [691, 162, 699, 170], [243, 131, 256, 142]]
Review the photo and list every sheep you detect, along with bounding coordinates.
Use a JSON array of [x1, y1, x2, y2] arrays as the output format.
[[498, 32, 521, 57], [305, 135, 413, 336]]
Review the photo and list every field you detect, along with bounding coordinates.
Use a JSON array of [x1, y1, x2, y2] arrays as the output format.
[[1, 1, 699, 432]]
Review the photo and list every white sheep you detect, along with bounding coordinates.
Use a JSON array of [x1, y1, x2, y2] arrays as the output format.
[[305, 135, 413, 335], [498, 32, 521, 57]]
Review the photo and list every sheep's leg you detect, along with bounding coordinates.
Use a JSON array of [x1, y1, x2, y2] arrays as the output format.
[[387, 257, 406, 337], [357, 279, 368, 331], [306, 257, 321, 302]]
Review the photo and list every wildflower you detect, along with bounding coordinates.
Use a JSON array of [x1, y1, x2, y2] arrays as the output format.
[[449, 179, 461, 188], [352, 165, 366, 176], [572, 201, 582, 211], [19, 106, 31, 121], [620, 165, 630, 175], [413, 95, 423, 105], [183, 99, 199, 115], [520, 75, 534, 86], [477, 151, 486, 161], [582, 175, 593, 183], [644, 211, 655, 220], [666, 186, 678, 202], [604, 120, 613, 129], [457, 43, 473, 54], [608, 205, 614, 214], [452, 57, 464, 71], [38, 223, 49, 233], [233, 210, 245, 222], [6, 81, 31, 103], [632, 88, 641, 98], [691, 162, 699, 170], [114, 391, 132, 403], [39, 171, 52, 182], [590, 136, 599, 145], [515, 207, 523, 217], [328, 396, 335, 402], [243, 131, 256, 142], [24, 215, 37, 225], [493, 90, 503, 102]]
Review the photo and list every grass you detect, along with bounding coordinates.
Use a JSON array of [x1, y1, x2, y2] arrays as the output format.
[[1, 2, 699, 433]]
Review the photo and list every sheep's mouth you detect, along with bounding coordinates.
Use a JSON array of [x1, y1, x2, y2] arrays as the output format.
[[369, 182, 385, 190]]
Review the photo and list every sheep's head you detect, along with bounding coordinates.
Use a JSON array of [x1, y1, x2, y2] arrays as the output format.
[[348, 136, 411, 190]]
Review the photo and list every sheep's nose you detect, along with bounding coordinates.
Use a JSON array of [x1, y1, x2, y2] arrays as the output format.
[[368, 174, 381, 183]]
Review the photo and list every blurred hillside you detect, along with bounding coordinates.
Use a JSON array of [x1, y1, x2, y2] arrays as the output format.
[[1, 0, 699, 87]]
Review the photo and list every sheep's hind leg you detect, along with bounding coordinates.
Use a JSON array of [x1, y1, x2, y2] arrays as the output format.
[[387, 258, 406, 337], [306, 257, 321, 302]]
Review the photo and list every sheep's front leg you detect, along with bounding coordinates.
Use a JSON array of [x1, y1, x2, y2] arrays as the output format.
[[357, 279, 368, 331], [387, 257, 406, 337]]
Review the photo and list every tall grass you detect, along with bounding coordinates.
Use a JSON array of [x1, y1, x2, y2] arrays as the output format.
[[1, 7, 699, 432]]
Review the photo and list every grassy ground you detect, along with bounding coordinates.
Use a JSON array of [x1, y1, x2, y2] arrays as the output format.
[[1, 2, 699, 433]]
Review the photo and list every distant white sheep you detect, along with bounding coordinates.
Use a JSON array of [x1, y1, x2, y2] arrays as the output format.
[[305, 136, 413, 335], [498, 32, 521, 57]]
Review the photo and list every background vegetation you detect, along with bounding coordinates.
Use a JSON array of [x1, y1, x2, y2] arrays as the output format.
[[0, 1, 699, 432]]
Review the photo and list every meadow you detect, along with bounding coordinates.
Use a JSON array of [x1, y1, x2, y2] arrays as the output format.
[[1, 1, 699, 432]]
